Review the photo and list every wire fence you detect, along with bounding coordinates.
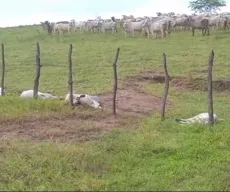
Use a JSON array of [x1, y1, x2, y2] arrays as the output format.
[[0, 39, 216, 124]]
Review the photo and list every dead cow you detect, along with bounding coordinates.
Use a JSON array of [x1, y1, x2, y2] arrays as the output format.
[[64, 93, 102, 109], [176, 112, 217, 124]]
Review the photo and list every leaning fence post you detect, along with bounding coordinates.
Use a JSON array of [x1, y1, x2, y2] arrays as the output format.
[[161, 52, 170, 121], [1, 43, 5, 96], [207, 50, 214, 125], [68, 44, 74, 107], [113, 48, 120, 115], [33, 42, 41, 99]]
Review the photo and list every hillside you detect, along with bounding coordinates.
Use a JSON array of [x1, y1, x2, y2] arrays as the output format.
[[1, 25, 230, 190]]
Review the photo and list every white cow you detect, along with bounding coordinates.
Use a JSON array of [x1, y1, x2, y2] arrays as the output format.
[[70, 20, 86, 32], [86, 20, 101, 33], [99, 21, 117, 33], [176, 112, 218, 124], [171, 16, 189, 31], [143, 19, 168, 39], [205, 15, 226, 29], [53, 23, 71, 35], [0, 87, 4, 96], [64, 93, 101, 109], [123, 20, 146, 37], [20, 90, 59, 99]]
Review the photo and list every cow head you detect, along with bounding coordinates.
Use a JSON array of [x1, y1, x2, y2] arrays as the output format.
[[41, 20, 53, 34], [111, 17, 116, 22], [75, 94, 86, 105]]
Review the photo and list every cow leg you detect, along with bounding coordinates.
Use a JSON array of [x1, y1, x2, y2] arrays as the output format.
[[204, 28, 207, 35], [146, 29, 150, 39], [151, 31, 154, 39], [165, 30, 168, 38], [202, 28, 207, 36], [202, 29, 204, 36], [161, 29, 164, 39], [141, 28, 144, 36], [207, 27, 210, 36], [164, 30, 167, 38]]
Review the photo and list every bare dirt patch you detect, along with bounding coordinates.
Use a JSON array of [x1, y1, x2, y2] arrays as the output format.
[[0, 112, 140, 142], [0, 77, 166, 142], [99, 88, 163, 116], [129, 71, 230, 92]]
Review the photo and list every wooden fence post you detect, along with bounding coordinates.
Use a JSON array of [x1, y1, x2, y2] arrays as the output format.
[[207, 50, 214, 125], [1, 43, 5, 96], [68, 44, 74, 107], [161, 52, 170, 121], [113, 48, 120, 115], [33, 42, 41, 99]]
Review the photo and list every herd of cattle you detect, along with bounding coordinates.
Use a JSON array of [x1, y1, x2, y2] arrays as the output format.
[[40, 12, 230, 39]]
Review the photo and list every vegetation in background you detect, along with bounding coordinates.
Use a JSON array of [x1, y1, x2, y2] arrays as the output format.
[[188, 0, 226, 13]]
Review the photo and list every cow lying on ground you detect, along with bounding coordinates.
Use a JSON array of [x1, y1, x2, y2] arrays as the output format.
[[175, 112, 218, 124], [0, 87, 5, 96], [20, 90, 59, 99], [64, 92, 102, 109]]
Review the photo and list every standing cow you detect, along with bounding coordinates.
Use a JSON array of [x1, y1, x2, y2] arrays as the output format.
[[98, 17, 117, 34], [53, 23, 71, 35], [187, 16, 210, 36]]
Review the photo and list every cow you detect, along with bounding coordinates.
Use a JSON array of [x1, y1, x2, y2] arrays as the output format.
[[40, 21, 53, 34], [53, 22, 71, 35], [205, 15, 226, 30], [64, 93, 102, 109], [176, 112, 218, 124], [187, 16, 210, 36], [56, 21, 69, 24], [86, 20, 101, 33], [171, 16, 189, 31], [123, 20, 146, 37], [20, 90, 59, 99], [70, 20, 86, 32], [143, 19, 168, 39], [157, 16, 172, 35], [99, 17, 117, 34], [0, 87, 5, 96]]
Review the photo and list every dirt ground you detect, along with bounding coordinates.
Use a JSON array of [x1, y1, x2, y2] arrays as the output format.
[[0, 74, 168, 142], [129, 71, 230, 92]]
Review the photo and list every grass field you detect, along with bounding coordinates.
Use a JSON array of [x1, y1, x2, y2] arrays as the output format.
[[1, 25, 230, 190]]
